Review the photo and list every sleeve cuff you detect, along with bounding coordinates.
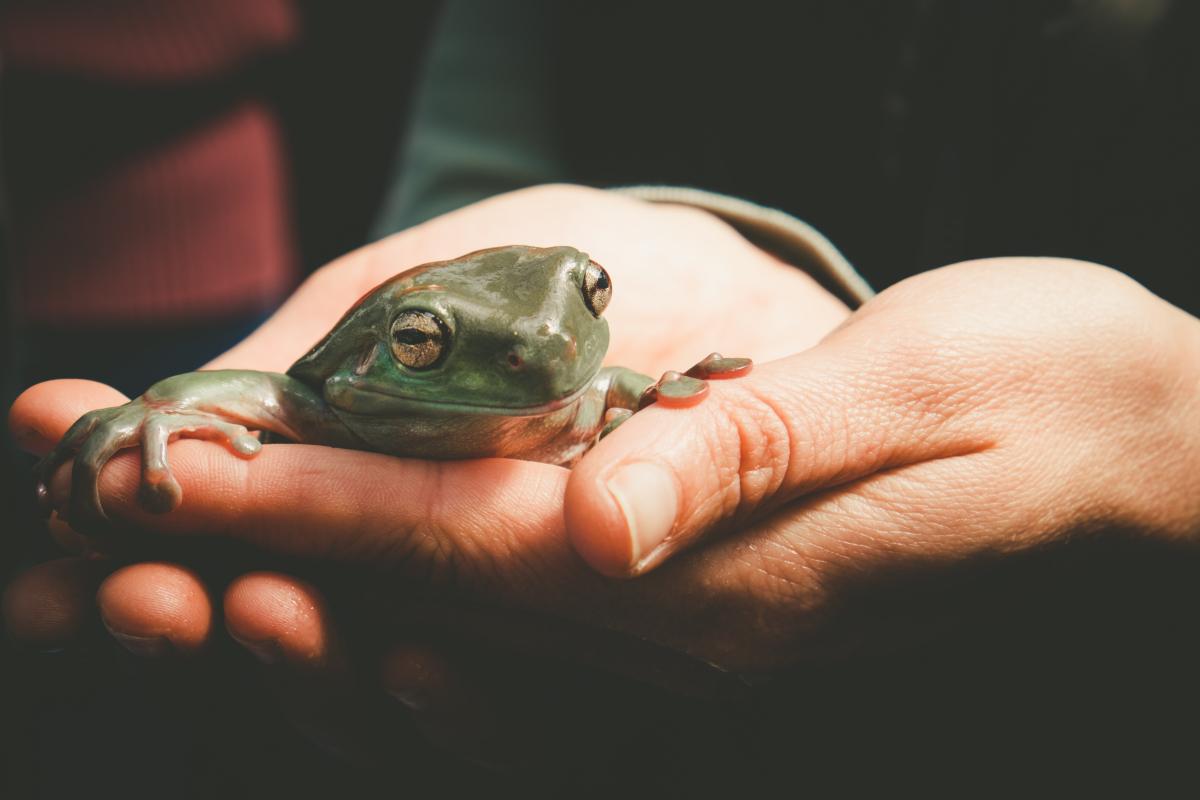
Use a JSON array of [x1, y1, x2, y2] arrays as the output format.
[[611, 185, 874, 309]]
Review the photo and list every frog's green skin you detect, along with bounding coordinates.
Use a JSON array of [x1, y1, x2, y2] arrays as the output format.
[[36, 245, 662, 525]]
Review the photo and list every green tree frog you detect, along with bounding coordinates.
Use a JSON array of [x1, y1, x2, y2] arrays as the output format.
[[36, 245, 750, 526]]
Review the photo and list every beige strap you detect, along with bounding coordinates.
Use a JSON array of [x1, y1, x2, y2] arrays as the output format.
[[613, 185, 874, 308]]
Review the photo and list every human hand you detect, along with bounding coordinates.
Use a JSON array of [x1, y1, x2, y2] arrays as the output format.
[[566, 255, 1200, 584], [18, 248, 1200, 706], [5, 183, 850, 764]]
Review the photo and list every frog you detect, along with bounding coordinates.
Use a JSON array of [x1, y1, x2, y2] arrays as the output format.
[[35, 245, 752, 528]]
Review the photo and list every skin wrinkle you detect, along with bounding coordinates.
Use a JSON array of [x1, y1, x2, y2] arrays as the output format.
[[458, 467, 569, 595], [416, 460, 462, 577], [608, 417, 702, 552], [448, 464, 565, 594], [704, 403, 743, 523], [383, 504, 455, 585], [649, 346, 1003, 576], [241, 447, 406, 562], [736, 377, 796, 525], [285, 456, 363, 559], [694, 566, 821, 669], [380, 465, 463, 575], [880, 358, 981, 436], [375, 526, 431, 587], [483, 516, 569, 599], [738, 539, 824, 614], [768, 367, 848, 491], [722, 444, 1009, 641]]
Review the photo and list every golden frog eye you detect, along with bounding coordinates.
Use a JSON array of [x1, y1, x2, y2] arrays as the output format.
[[583, 260, 612, 317], [391, 310, 448, 369]]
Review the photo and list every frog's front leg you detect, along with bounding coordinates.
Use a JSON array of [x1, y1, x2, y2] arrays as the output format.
[[35, 370, 356, 527], [591, 367, 651, 440]]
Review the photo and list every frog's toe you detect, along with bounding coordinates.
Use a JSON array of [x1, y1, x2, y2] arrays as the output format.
[[68, 415, 141, 528], [639, 370, 710, 410], [599, 408, 634, 440], [137, 414, 262, 512], [140, 417, 184, 513], [139, 472, 183, 514], [684, 352, 754, 380], [227, 428, 262, 458], [33, 408, 113, 516], [189, 417, 262, 458]]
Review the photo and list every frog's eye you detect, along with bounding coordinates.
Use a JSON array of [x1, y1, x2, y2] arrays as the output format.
[[391, 310, 449, 369], [582, 260, 612, 317]]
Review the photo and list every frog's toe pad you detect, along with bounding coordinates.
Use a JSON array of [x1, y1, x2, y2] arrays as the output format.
[[140, 469, 183, 514], [685, 352, 754, 380], [599, 408, 634, 440], [231, 433, 262, 457], [639, 371, 710, 410]]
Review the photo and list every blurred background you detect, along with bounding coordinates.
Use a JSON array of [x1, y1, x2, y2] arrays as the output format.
[[3, 1, 1199, 795]]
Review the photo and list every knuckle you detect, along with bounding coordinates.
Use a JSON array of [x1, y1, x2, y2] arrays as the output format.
[[711, 381, 799, 523]]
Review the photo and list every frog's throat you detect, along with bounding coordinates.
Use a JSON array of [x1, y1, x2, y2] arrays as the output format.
[[327, 376, 595, 417]]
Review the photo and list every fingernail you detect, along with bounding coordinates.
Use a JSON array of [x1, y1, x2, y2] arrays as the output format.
[[107, 630, 173, 658], [230, 635, 282, 665], [606, 462, 679, 570], [388, 688, 430, 712]]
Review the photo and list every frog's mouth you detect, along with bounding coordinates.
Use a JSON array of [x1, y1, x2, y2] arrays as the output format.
[[327, 376, 594, 417]]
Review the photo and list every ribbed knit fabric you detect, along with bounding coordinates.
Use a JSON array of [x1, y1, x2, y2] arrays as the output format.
[[0, 0, 296, 81], [1, 0, 299, 325]]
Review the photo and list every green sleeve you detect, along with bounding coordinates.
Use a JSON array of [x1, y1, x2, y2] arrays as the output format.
[[371, 0, 565, 236]]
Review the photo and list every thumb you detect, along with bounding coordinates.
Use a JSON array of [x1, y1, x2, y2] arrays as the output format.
[[564, 334, 992, 577]]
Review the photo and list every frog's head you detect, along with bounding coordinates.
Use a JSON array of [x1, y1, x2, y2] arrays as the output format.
[[289, 245, 612, 417]]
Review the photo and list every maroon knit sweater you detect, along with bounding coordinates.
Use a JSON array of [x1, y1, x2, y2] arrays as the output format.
[[2, 0, 300, 325]]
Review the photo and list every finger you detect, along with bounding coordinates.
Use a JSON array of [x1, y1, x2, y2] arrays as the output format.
[[224, 572, 345, 672], [42, 439, 743, 692], [2, 557, 108, 650], [9, 379, 130, 456], [97, 562, 214, 656], [224, 572, 396, 761], [48, 444, 581, 600], [565, 326, 997, 577], [30, 376, 587, 611]]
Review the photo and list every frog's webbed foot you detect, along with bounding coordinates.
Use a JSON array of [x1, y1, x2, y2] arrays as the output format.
[[34, 400, 262, 529], [137, 411, 262, 513], [599, 408, 634, 440], [637, 352, 754, 410]]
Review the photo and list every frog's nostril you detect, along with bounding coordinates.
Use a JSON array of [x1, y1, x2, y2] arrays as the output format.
[[507, 351, 524, 369]]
